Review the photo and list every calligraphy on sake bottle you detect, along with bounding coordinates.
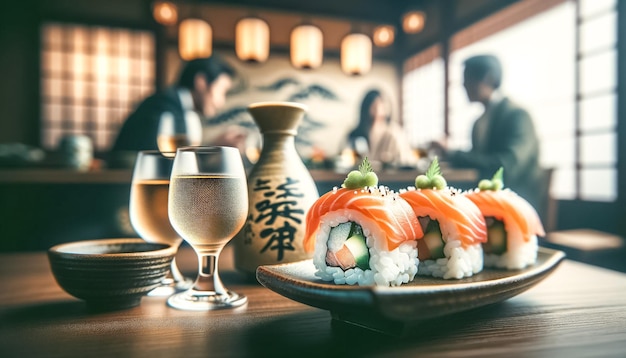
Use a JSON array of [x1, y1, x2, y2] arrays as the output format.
[[234, 102, 319, 276], [246, 177, 304, 260]]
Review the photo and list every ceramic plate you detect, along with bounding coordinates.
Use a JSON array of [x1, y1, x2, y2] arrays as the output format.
[[256, 247, 565, 334]]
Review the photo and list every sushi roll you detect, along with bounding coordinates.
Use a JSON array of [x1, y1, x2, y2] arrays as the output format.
[[465, 168, 545, 270], [399, 158, 487, 279], [303, 159, 423, 286]]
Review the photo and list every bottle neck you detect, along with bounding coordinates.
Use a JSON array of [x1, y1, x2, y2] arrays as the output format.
[[261, 132, 296, 152]]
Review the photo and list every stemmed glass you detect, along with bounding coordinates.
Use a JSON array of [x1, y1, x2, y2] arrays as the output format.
[[167, 146, 248, 310], [129, 150, 193, 296], [157, 112, 203, 156]]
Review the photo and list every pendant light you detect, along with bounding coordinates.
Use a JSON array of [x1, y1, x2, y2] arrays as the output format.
[[373, 25, 395, 47], [235, 17, 270, 63], [340, 33, 371, 76], [178, 19, 212, 61], [290, 24, 323, 69], [402, 11, 426, 34], [152, 1, 178, 26]]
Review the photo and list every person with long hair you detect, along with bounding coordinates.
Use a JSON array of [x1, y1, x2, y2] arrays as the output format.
[[347, 89, 415, 167]]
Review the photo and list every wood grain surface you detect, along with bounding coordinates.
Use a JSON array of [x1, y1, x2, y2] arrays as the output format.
[[1, 244, 625, 357]]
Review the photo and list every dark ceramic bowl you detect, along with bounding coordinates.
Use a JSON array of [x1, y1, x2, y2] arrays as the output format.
[[48, 238, 177, 310]]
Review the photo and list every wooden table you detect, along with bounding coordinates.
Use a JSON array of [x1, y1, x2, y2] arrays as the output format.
[[2, 245, 625, 357]]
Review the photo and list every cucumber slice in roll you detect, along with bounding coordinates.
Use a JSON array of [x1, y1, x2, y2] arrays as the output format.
[[327, 222, 370, 270], [485, 221, 507, 255], [425, 221, 445, 259], [344, 234, 370, 270], [423, 231, 445, 259]]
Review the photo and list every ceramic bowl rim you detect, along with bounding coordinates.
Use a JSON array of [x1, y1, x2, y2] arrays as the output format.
[[48, 238, 177, 259]]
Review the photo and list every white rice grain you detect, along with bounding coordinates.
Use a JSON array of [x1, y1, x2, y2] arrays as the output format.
[[417, 239, 483, 279], [483, 235, 538, 269], [313, 212, 419, 286]]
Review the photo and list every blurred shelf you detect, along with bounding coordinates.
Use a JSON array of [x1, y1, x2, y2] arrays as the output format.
[[0, 169, 133, 184], [541, 229, 626, 273]]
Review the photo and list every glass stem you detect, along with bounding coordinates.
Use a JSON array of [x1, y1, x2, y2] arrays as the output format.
[[195, 253, 227, 295], [169, 257, 185, 283]]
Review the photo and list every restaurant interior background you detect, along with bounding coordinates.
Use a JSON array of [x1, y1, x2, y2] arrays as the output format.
[[1, 0, 624, 270]]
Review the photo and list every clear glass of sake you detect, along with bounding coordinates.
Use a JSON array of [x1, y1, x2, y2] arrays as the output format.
[[166, 146, 248, 310], [129, 150, 193, 296], [156, 112, 202, 156]]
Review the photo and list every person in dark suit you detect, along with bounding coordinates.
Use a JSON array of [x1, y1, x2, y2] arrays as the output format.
[[432, 54, 544, 210], [110, 55, 236, 156]]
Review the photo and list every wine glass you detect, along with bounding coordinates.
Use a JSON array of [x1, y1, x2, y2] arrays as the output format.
[[157, 111, 203, 156], [167, 146, 248, 310], [129, 150, 193, 296]]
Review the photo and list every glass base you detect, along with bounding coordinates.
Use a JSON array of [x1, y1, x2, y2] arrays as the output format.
[[148, 276, 194, 297], [167, 289, 247, 311]]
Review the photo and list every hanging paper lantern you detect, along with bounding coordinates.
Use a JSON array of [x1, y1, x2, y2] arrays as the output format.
[[341, 33, 372, 75], [290, 24, 324, 69], [236, 17, 270, 63], [178, 19, 212, 61]]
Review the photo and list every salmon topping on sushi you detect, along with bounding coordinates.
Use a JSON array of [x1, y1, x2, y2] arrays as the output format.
[[465, 167, 545, 243], [466, 188, 545, 242], [404, 158, 487, 249], [305, 158, 421, 253], [304, 186, 422, 253], [401, 188, 487, 248], [465, 168, 543, 270]]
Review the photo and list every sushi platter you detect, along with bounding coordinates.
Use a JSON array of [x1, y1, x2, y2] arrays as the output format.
[[256, 159, 564, 334], [256, 247, 565, 335]]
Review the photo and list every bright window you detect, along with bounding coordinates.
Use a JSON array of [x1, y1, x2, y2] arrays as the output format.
[[40, 23, 156, 151], [448, 2, 577, 198], [402, 0, 617, 202], [577, 0, 617, 201], [402, 45, 445, 149]]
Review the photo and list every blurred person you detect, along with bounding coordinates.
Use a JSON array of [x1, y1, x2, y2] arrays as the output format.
[[347, 89, 416, 168], [110, 55, 245, 160], [431, 54, 543, 209]]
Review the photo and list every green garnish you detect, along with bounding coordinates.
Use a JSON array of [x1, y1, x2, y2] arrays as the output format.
[[415, 157, 447, 190], [478, 167, 504, 191], [342, 157, 379, 189]]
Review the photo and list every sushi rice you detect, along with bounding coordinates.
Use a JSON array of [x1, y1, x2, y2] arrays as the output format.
[[417, 239, 483, 279], [483, 234, 538, 269]]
